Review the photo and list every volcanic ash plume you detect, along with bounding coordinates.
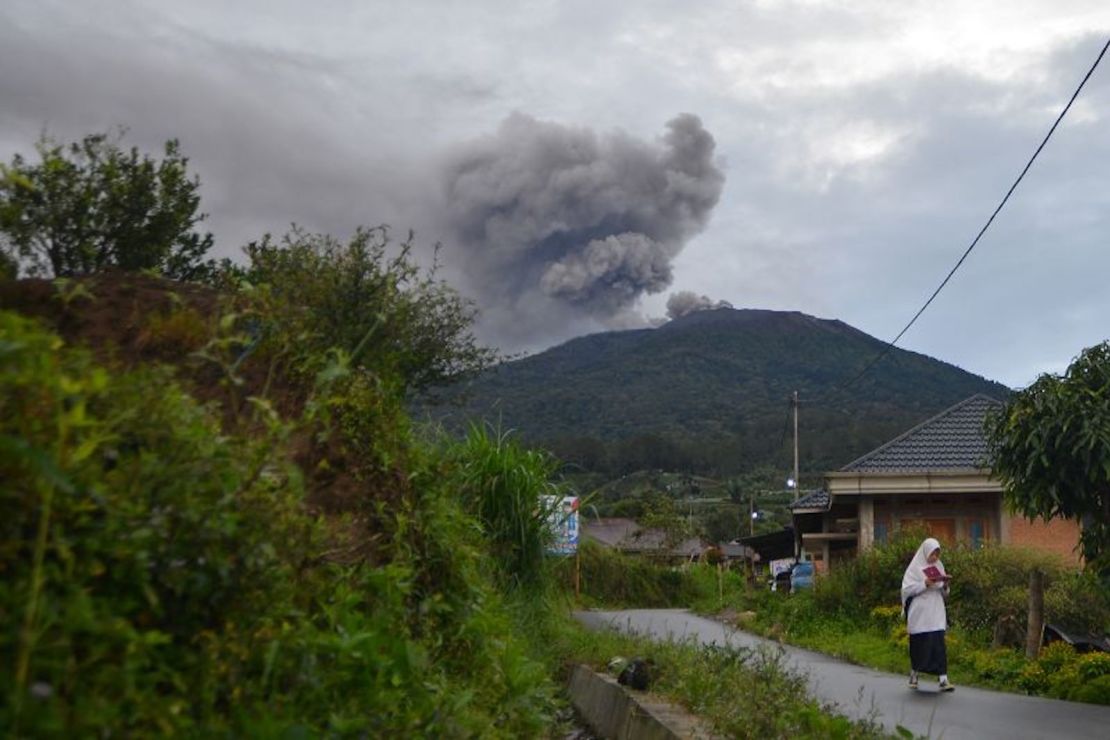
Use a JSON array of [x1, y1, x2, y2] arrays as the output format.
[[666, 291, 733, 320], [441, 113, 725, 331]]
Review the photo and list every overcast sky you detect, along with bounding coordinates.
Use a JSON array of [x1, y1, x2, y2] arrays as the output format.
[[3, 0, 1108, 388]]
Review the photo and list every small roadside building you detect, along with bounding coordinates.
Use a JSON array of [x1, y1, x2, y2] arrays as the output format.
[[792, 394, 1083, 572], [716, 542, 756, 568], [582, 517, 706, 562]]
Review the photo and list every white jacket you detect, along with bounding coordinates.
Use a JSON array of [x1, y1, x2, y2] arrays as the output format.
[[901, 537, 949, 634]]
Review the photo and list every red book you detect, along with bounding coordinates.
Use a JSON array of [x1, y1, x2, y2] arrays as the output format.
[[923, 565, 951, 581]]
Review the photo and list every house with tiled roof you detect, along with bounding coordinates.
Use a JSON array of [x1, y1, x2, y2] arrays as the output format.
[[792, 395, 1082, 572]]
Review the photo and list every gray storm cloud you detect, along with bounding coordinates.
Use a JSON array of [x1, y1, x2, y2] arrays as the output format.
[[665, 290, 734, 320], [441, 113, 724, 323]]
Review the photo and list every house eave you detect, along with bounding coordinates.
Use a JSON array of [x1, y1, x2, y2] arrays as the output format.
[[825, 469, 1001, 495]]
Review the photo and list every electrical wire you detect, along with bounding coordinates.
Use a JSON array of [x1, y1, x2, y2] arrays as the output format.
[[834, 36, 1110, 392]]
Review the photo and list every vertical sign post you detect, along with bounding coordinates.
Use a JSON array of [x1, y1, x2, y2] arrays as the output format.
[[544, 495, 580, 598]]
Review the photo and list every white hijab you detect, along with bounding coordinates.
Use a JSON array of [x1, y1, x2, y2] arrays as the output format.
[[901, 537, 945, 609]]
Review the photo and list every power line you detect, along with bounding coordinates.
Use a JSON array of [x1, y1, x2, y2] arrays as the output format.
[[833, 36, 1110, 396]]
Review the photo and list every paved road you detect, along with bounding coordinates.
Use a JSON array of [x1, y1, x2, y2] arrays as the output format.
[[575, 609, 1110, 740]]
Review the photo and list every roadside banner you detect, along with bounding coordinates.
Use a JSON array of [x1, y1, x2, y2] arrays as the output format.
[[769, 558, 795, 578], [544, 495, 579, 556]]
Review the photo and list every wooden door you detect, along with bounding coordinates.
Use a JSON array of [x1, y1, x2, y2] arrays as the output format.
[[925, 519, 956, 545], [900, 518, 956, 546]]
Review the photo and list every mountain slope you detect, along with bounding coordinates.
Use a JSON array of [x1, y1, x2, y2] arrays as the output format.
[[430, 308, 1010, 474]]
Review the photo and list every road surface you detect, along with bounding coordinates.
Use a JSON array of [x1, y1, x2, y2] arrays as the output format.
[[575, 608, 1110, 740]]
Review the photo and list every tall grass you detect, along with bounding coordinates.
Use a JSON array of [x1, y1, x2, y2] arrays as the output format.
[[444, 423, 562, 589]]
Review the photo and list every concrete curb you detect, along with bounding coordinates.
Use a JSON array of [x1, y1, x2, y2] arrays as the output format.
[[566, 664, 717, 740]]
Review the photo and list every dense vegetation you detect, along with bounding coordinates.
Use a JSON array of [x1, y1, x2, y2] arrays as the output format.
[[0, 266, 919, 737], [0, 230, 562, 735], [2, 130, 935, 737], [427, 307, 1010, 478]]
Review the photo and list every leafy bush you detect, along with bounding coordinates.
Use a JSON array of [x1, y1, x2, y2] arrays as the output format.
[[869, 605, 903, 632], [1020, 643, 1110, 703], [0, 308, 558, 736], [963, 649, 1025, 684], [1036, 640, 1078, 672], [1072, 675, 1110, 705], [0, 310, 310, 733], [1044, 570, 1110, 635], [1077, 651, 1110, 681], [1017, 662, 1049, 694], [943, 545, 1067, 638], [810, 528, 925, 619], [236, 226, 496, 393]]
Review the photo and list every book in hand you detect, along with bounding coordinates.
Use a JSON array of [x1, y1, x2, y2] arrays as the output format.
[[923, 565, 951, 582]]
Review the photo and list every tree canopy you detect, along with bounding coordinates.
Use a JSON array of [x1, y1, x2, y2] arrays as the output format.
[[237, 225, 498, 392], [0, 131, 214, 279], [987, 341, 1110, 574]]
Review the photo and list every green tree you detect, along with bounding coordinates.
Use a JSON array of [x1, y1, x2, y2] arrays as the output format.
[[0, 131, 214, 279], [611, 433, 692, 475], [240, 225, 497, 392], [987, 342, 1110, 574], [639, 492, 698, 552]]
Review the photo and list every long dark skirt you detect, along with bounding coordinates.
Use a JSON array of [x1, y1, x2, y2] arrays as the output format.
[[908, 630, 948, 675]]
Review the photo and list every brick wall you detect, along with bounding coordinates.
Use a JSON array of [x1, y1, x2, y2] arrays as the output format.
[[1007, 515, 1082, 565]]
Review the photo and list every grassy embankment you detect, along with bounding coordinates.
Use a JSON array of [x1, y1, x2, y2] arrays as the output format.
[[0, 236, 906, 738]]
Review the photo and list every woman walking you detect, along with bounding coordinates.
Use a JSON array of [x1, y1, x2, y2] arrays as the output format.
[[901, 537, 955, 692]]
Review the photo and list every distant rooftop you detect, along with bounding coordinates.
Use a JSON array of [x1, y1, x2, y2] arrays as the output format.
[[582, 518, 704, 557], [840, 394, 1003, 473], [790, 489, 831, 512]]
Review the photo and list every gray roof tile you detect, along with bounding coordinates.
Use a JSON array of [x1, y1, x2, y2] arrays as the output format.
[[840, 394, 1003, 473], [790, 489, 831, 511]]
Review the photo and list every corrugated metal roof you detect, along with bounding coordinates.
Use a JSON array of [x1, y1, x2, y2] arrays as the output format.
[[840, 394, 1003, 473]]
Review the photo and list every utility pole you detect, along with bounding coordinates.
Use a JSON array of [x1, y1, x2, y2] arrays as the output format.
[[793, 390, 800, 502]]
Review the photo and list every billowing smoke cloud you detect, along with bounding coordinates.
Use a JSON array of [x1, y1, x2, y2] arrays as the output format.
[[666, 291, 734, 320], [440, 113, 724, 339]]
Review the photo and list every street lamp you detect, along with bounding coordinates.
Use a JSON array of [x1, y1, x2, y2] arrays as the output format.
[[749, 499, 761, 536]]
